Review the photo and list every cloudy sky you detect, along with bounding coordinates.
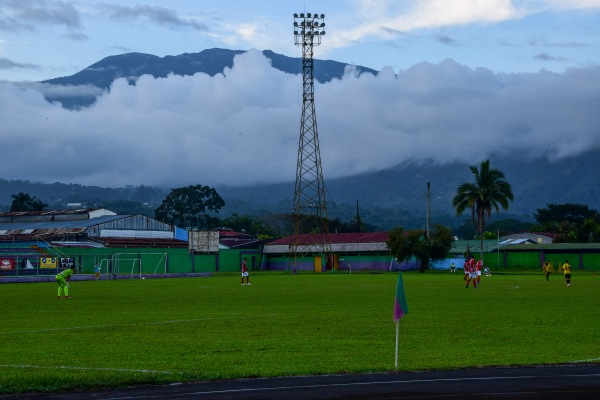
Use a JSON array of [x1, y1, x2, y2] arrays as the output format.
[[1, 0, 600, 188]]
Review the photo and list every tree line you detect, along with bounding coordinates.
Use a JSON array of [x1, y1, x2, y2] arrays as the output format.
[[9, 160, 600, 267]]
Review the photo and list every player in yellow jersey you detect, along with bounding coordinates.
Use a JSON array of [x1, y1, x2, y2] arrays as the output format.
[[561, 260, 572, 287]]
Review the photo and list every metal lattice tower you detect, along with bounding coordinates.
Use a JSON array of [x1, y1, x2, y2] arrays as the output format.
[[288, 12, 332, 273]]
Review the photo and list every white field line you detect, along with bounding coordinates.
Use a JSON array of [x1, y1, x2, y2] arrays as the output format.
[[111, 372, 600, 398], [0, 364, 178, 375], [2, 314, 277, 335]]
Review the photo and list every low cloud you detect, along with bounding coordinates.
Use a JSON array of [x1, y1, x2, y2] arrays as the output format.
[[98, 3, 207, 31], [0, 0, 81, 31], [0, 58, 40, 70], [0, 50, 598, 189], [534, 52, 568, 61]]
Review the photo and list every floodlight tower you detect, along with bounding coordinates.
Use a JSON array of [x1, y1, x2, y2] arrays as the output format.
[[289, 12, 332, 272]]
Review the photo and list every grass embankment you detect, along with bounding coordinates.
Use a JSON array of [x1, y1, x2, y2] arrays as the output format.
[[0, 271, 598, 394]]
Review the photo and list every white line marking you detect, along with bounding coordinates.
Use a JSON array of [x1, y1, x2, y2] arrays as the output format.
[[2, 314, 277, 335], [0, 364, 178, 375], [99, 372, 600, 399]]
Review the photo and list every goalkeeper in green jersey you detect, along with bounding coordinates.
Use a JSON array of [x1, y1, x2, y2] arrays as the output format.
[[56, 265, 75, 299]]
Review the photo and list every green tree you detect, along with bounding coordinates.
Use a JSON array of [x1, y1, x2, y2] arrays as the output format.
[[10, 192, 48, 211], [485, 219, 533, 237], [531, 204, 599, 243], [154, 185, 225, 229], [579, 219, 598, 243], [220, 213, 276, 238], [534, 203, 597, 224], [477, 231, 498, 240], [387, 224, 453, 273], [452, 160, 514, 261]]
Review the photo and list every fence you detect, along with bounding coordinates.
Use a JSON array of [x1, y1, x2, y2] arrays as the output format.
[[0, 243, 262, 279]]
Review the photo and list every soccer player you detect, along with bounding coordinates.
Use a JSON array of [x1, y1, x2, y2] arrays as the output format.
[[561, 259, 572, 287], [463, 259, 469, 282], [241, 257, 250, 285], [466, 256, 476, 288], [544, 261, 553, 281], [475, 258, 483, 286], [56, 264, 75, 298]]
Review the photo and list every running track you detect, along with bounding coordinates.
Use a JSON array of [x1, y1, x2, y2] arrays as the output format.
[[2, 364, 599, 400]]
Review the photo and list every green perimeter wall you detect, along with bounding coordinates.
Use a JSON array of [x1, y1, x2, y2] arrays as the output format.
[[483, 250, 600, 271], [43, 248, 263, 275], [50, 248, 264, 275]]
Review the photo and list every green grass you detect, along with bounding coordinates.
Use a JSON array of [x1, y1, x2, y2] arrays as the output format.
[[1, 271, 599, 394]]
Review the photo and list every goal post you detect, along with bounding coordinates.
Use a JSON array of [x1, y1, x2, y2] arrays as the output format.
[[115, 252, 167, 278]]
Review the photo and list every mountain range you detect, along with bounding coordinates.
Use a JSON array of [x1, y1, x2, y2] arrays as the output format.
[[9, 48, 597, 228], [42, 48, 377, 109]]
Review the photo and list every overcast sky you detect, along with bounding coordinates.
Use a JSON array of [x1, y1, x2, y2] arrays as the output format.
[[1, 1, 600, 188]]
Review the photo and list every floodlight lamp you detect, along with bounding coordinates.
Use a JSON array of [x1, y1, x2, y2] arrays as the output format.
[[321, 23, 325, 27], [307, 13, 311, 17], [314, 12, 318, 18], [321, 31, 326, 35], [294, 13, 298, 18], [314, 22, 319, 27], [321, 14, 325, 18], [300, 13, 304, 17], [294, 30, 298, 35], [294, 21, 298, 27]]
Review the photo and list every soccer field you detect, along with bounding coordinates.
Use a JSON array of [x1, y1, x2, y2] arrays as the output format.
[[1, 271, 599, 394]]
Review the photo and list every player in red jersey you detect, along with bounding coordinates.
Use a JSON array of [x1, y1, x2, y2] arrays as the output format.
[[475, 258, 483, 286], [466, 256, 477, 288]]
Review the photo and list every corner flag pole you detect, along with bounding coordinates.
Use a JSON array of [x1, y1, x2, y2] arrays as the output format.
[[395, 320, 400, 369], [393, 271, 408, 369]]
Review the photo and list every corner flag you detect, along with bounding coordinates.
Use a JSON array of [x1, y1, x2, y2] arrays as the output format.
[[393, 271, 409, 322]]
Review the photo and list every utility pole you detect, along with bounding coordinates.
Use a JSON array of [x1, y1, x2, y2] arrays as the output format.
[[426, 182, 431, 239], [288, 12, 332, 273], [356, 199, 361, 233]]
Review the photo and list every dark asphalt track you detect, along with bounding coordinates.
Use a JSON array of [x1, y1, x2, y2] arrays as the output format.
[[2, 364, 599, 400]]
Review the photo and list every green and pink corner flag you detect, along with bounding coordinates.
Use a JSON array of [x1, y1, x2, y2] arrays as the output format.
[[393, 271, 408, 322]]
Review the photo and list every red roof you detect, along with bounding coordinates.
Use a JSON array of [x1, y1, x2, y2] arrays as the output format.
[[267, 232, 389, 246], [217, 230, 254, 239]]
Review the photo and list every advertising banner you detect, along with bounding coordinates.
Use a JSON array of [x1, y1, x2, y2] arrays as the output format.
[[40, 257, 57, 269], [0, 258, 15, 270], [189, 231, 220, 253]]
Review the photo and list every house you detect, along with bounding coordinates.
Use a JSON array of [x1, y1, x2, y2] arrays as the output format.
[[501, 232, 555, 244]]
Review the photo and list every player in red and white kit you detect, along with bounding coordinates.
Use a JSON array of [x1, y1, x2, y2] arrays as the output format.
[[241, 257, 250, 285], [463, 259, 470, 281], [475, 259, 483, 286], [466, 256, 477, 288]]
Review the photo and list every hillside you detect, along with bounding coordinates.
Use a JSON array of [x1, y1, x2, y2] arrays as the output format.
[[8, 48, 597, 229], [4, 147, 597, 230], [217, 148, 600, 218], [41, 48, 377, 109]]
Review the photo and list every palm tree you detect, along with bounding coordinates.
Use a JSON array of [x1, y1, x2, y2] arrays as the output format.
[[452, 160, 514, 261], [10, 192, 48, 212]]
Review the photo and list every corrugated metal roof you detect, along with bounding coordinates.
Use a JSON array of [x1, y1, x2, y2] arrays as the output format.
[[0, 208, 101, 217], [0, 228, 88, 242], [219, 238, 263, 249], [0, 215, 127, 231], [267, 232, 389, 246], [97, 237, 188, 248]]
